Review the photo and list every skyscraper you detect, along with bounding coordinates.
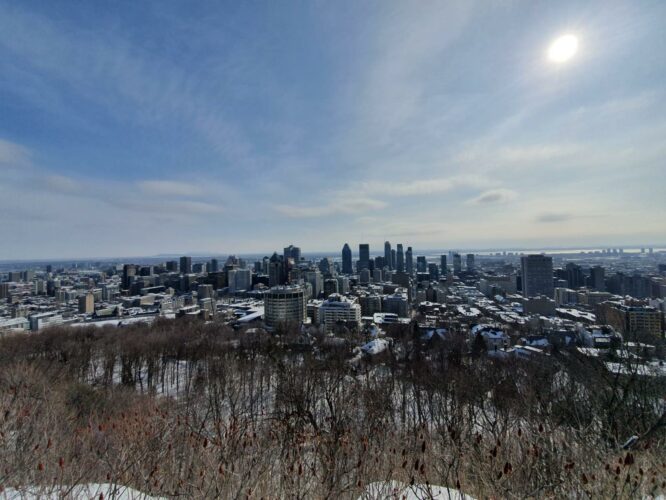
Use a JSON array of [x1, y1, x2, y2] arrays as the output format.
[[440, 255, 447, 274], [180, 256, 192, 274], [283, 244, 301, 262], [565, 262, 585, 289], [391, 249, 396, 270], [384, 241, 392, 270], [590, 265, 606, 291], [453, 253, 462, 275], [416, 255, 427, 273], [268, 252, 285, 287], [405, 247, 413, 274], [466, 253, 475, 272], [341, 244, 353, 274], [521, 255, 554, 298], [358, 244, 370, 271], [396, 244, 404, 272]]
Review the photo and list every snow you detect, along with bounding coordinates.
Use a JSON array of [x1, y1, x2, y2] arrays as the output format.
[[361, 338, 389, 356], [360, 481, 475, 500], [2, 483, 163, 499]]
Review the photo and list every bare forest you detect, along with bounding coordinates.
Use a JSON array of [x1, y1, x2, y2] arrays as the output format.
[[0, 319, 664, 498]]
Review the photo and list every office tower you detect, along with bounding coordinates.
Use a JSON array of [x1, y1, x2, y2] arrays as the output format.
[[122, 264, 137, 289], [233, 268, 251, 292], [391, 249, 396, 270], [341, 244, 353, 274], [318, 294, 362, 334], [358, 244, 370, 271], [521, 254, 554, 298], [8, 271, 21, 282], [166, 260, 178, 272], [453, 253, 462, 275], [78, 292, 94, 314], [372, 268, 382, 283], [268, 253, 285, 287], [45, 264, 53, 273], [210, 258, 220, 273], [359, 294, 382, 316], [406, 247, 414, 274], [565, 262, 585, 289], [428, 263, 439, 281], [263, 285, 307, 327], [416, 255, 427, 273], [283, 244, 301, 262], [440, 255, 447, 274], [384, 241, 392, 270], [466, 253, 475, 272], [0, 283, 9, 299], [396, 244, 404, 272], [323, 278, 339, 297], [359, 268, 371, 285], [318, 257, 333, 275], [337, 276, 350, 294], [180, 256, 192, 274], [305, 270, 324, 298], [383, 291, 409, 317]]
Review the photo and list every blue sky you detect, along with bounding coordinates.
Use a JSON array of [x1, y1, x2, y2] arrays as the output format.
[[1, 0, 665, 259]]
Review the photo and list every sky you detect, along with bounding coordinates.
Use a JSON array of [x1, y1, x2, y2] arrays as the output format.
[[1, 0, 665, 259]]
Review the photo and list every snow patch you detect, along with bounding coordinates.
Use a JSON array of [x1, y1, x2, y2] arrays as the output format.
[[360, 481, 475, 500], [2, 483, 163, 499]]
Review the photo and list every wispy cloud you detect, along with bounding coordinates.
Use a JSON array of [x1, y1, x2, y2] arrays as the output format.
[[534, 213, 576, 223], [138, 180, 204, 197], [467, 188, 517, 205], [275, 197, 387, 219], [0, 138, 32, 168]]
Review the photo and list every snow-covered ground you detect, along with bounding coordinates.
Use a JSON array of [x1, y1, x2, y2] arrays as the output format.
[[2, 483, 163, 499], [360, 481, 475, 500]]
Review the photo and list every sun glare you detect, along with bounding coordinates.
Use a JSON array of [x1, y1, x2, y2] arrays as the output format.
[[548, 34, 578, 63]]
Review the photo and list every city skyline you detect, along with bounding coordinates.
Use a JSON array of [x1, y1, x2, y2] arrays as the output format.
[[1, 1, 666, 260]]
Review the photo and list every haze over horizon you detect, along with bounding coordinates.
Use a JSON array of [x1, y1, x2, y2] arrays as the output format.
[[1, 1, 665, 260]]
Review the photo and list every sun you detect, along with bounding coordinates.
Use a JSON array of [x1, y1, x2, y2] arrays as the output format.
[[548, 34, 578, 63]]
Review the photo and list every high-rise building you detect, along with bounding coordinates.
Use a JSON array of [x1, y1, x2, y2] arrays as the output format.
[[466, 254, 475, 272], [264, 285, 307, 327], [396, 244, 404, 272], [341, 244, 353, 274], [305, 270, 323, 298], [337, 276, 350, 294], [318, 294, 362, 334], [391, 249, 397, 270], [209, 258, 220, 273], [405, 247, 413, 274], [319, 257, 333, 275], [416, 255, 427, 273], [384, 241, 392, 270], [180, 256, 192, 274], [78, 292, 94, 314], [428, 263, 439, 281], [122, 264, 137, 289], [0, 283, 9, 299], [323, 278, 339, 297], [590, 266, 605, 291], [358, 244, 370, 271], [521, 255, 554, 298], [283, 245, 301, 262], [453, 254, 462, 275], [268, 252, 285, 287], [166, 261, 179, 272], [440, 255, 447, 274], [565, 263, 585, 289]]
